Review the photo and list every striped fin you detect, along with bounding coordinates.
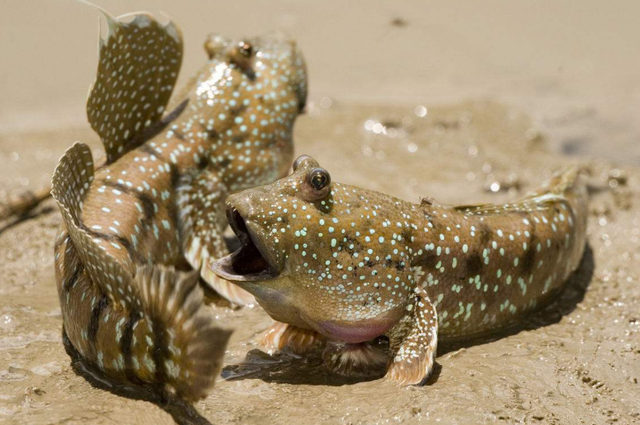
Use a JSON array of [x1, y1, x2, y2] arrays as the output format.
[[55, 232, 231, 401], [87, 9, 183, 163], [134, 265, 232, 400], [177, 170, 256, 306], [51, 143, 136, 309]]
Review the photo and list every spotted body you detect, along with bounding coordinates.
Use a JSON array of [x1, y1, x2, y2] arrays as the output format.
[[51, 9, 306, 401], [213, 156, 588, 385]]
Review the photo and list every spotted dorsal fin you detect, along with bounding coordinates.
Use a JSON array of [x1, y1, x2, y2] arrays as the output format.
[[51, 143, 137, 310], [86, 9, 183, 163]]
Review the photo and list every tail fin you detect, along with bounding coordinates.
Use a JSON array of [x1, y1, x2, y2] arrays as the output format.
[[52, 144, 231, 400], [86, 7, 183, 163], [532, 166, 586, 197], [453, 166, 588, 219], [525, 166, 589, 218]]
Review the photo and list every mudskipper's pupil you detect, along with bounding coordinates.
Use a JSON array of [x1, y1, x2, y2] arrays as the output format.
[[312, 174, 326, 188], [309, 169, 330, 190]]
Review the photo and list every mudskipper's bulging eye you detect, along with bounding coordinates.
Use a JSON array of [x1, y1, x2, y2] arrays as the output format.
[[230, 40, 256, 80], [238, 41, 253, 58], [300, 167, 331, 202], [293, 155, 312, 171], [308, 168, 330, 191]]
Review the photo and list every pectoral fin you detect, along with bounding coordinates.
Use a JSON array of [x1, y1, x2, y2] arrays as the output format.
[[385, 287, 438, 386]]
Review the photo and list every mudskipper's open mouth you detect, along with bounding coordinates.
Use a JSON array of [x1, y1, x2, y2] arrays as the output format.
[[210, 206, 279, 282]]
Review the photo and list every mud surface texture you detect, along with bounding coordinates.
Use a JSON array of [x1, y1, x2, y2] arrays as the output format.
[[1, 1, 640, 424]]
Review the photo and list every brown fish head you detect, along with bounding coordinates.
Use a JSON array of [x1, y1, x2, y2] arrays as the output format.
[[211, 156, 411, 340], [197, 33, 308, 190], [204, 32, 307, 111]]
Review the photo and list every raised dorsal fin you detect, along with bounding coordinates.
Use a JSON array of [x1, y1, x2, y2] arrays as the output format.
[[51, 143, 138, 310], [86, 9, 183, 164]]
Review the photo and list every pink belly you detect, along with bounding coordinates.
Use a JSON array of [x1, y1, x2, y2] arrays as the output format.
[[315, 319, 394, 343]]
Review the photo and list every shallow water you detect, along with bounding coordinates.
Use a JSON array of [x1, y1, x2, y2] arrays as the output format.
[[1, 100, 639, 424]]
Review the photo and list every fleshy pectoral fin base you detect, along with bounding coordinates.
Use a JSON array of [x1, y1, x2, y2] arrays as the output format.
[[260, 322, 325, 355], [385, 288, 438, 386]]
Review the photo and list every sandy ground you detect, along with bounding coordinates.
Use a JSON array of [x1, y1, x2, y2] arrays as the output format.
[[1, 1, 640, 424], [2, 102, 639, 424]]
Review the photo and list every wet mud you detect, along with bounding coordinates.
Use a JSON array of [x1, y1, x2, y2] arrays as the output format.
[[1, 100, 639, 424]]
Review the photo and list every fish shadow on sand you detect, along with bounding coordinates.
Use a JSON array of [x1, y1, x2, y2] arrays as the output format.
[[221, 345, 387, 387], [222, 243, 595, 387], [62, 332, 213, 425]]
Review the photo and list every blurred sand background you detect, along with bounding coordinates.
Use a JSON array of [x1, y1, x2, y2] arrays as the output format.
[[1, 1, 640, 424], [2, 0, 640, 163]]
